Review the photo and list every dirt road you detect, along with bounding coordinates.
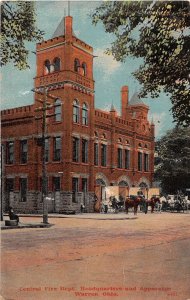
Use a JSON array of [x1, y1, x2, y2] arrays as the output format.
[[1, 213, 190, 300]]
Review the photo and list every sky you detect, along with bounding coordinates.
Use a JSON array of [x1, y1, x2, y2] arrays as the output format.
[[1, 0, 175, 139]]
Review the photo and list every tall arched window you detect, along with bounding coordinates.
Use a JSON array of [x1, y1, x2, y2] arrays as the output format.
[[55, 98, 61, 122], [82, 103, 88, 125], [74, 58, 80, 72], [82, 62, 87, 76], [54, 57, 61, 71], [73, 99, 80, 123], [44, 60, 51, 75]]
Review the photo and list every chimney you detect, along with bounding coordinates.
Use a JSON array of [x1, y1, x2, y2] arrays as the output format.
[[121, 86, 128, 119], [65, 16, 73, 41]]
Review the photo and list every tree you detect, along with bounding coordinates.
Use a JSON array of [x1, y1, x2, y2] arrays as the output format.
[[155, 127, 190, 194], [1, 1, 44, 70], [92, 1, 190, 126]]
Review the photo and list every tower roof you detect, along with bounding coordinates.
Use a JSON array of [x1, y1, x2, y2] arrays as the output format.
[[129, 92, 145, 106], [52, 16, 75, 38], [129, 92, 148, 107], [52, 17, 65, 38]]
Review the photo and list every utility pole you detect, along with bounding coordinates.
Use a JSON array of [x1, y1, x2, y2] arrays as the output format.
[[35, 87, 49, 223], [33, 87, 61, 224], [41, 87, 48, 224]]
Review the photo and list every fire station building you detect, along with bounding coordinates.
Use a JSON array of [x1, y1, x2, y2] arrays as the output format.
[[1, 16, 155, 213]]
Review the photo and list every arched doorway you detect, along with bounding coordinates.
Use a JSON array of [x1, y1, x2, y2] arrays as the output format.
[[139, 182, 148, 198], [95, 178, 106, 201], [118, 180, 129, 199]]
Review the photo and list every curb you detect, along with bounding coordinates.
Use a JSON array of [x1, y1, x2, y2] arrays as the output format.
[[1, 223, 54, 230]]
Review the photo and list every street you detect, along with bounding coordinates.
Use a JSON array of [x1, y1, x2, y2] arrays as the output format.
[[1, 212, 190, 300]]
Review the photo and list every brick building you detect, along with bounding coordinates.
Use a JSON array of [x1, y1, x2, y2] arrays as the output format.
[[1, 16, 155, 213]]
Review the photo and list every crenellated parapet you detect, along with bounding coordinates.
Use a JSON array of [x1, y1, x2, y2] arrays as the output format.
[[1, 105, 34, 121]]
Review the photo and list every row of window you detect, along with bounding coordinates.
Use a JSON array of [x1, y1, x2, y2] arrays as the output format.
[[5, 137, 62, 164], [5, 139, 149, 171], [73, 100, 88, 125], [6, 177, 88, 203], [48, 98, 89, 125], [44, 57, 87, 76]]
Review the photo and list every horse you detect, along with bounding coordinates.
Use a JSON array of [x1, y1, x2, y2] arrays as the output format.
[[144, 196, 160, 213], [125, 195, 146, 215]]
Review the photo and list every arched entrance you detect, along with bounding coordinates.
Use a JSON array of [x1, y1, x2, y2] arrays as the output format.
[[95, 178, 107, 201], [139, 182, 148, 198], [118, 180, 129, 199], [94, 174, 109, 212]]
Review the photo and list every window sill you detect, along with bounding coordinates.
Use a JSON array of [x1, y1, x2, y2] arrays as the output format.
[[52, 121, 62, 125]]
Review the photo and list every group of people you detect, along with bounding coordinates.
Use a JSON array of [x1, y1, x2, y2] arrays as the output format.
[[157, 194, 190, 212]]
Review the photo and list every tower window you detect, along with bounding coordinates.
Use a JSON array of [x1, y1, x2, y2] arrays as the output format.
[[74, 58, 80, 73], [82, 103, 88, 125], [73, 99, 80, 123], [55, 98, 61, 122], [82, 62, 87, 76], [54, 57, 61, 71], [44, 60, 51, 75]]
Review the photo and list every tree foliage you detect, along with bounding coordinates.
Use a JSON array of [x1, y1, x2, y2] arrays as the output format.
[[155, 127, 190, 194], [1, 1, 44, 70], [92, 1, 190, 126]]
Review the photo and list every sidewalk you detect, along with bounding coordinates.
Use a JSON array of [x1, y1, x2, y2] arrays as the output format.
[[1, 212, 137, 230]]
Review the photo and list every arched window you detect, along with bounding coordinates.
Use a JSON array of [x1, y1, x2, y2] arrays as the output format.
[[55, 98, 61, 122], [82, 103, 88, 125], [82, 62, 87, 76], [139, 182, 148, 188], [44, 60, 51, 75], [74, 58, 80, 73], [50, 64, 54, 73], [54, 57, 61, 71], [73, 99, 80, 123]]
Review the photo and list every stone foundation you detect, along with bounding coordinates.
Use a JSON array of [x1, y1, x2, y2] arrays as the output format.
[[3, 191, 96, 214]]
